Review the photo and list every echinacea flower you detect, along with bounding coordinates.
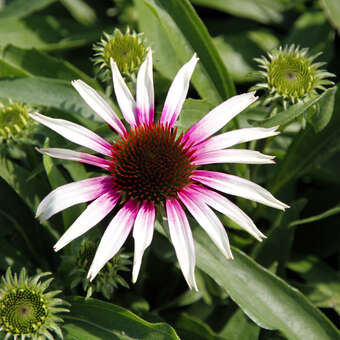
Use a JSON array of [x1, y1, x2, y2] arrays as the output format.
[[0, 268, 68, 340], [30, 50, 288, 290], [93, 27, 147, 82], [253, 44, 334, 108]]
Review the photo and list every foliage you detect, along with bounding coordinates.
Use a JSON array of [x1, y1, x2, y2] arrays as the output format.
[[0, 0, 339, 339]]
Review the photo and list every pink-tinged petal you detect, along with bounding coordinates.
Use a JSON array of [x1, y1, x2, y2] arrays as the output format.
[[71, 80, 126, 136], [166, 198, 198, 291], [87, 200, 139, 281], [195, 126, 280, 153], [178, 190, 233, 259], [160, 54, 199, 128], [136, 49, 154, 125], [132, 201, 155, 283], [191, 170, 289, 211], [188, 184, 265, 241], [183, 92, 258, 146], [110, 58, 137, 126], [29, 113, 112, 157], [193, 149, 275, 165], [37, 148, 113, 170], [54, 191, 120, 252], [36, 176, 113, 221]]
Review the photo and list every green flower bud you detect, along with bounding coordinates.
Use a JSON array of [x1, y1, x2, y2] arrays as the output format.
[[66, 239, 131, 300], [253, 45, 334, 109], [0, 101, 34, 142], [0, 268, 69, 340], [93, 27, 148, 83]]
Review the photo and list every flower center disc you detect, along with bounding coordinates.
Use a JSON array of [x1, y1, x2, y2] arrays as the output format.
[[111, 123, 195, 203], [0, 289, 48, 335], [268, 56, 314, 97]]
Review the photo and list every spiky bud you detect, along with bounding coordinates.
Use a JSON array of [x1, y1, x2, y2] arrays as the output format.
[[253, 44, 334, 109], [93, 27, 148, 83], [66, 239, 131, 300], [0, 101, 34, 142], [0, 268, 69, 340]]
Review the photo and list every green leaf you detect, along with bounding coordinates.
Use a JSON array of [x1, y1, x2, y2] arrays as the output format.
[[0, 77, 99, 121], [0, 58, 30, 77], [0, 154, 48, 210], [308, 86, 337, 132], [0, 179, 54, 269], [220, 308, 260, 340], [252, 199, 307, 275], [320, 0, 340, 35], [135, 0, 235, 106], [178, 99, 214, 130], [214, 29, 279, 83], [60, 0, 97, 26], [289, 203, 340, 228], [285, 11, 335, 61], [0, 16, 102, 51], [0, 0, 55, 19], [268, 84, 340, 194], [42, 138, 83, 227], [62, 297, 180, 340], [288, 256, 340, 315], [251, 88, 336, 128], [194, 228, 340, 339], [0, 45, 100, 89], [173, 313, 223, 340], [191, 0, 285, 24]]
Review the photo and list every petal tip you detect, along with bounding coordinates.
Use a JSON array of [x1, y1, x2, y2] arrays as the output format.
[[53, 244, 60, 252], [249, 90, 258, 100]]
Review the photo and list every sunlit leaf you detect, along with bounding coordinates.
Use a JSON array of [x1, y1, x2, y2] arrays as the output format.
[[285, 11, 335, 61], [63, 297, 180, 340], [268, 85, 340, 194], [214, 29, 279, 83], [135, 0, 235, 106], [0, 45, 100, 89], [0, 0, 55, 19], [60, 0, 97, 26], [191, 0, 285, 24], [0, 16, 102, 51], [194, 227, 340, 339], [251, 87, 336, 128], [0, 77, 99, 121], [220, 308, 260, 340], [320, 0, 340, 35]]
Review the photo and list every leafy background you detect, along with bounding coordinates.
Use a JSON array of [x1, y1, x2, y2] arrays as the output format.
[[0, 0, 340, 339]]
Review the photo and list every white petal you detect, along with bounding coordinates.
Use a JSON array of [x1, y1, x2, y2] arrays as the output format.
[[30, 113, 112, 157], [54, 191, 120, 251], [136, 49, 154, 125], [110, 58, 137, 126], [193, 149, 275, 165], [132, 201, 155, 283], [36, 176, 113, 221], [184, 92, 258, 146], [87, 200, 139, 281], [195, 126, 280, 153], [37, 148, 113, 170], [188, 184, 265, 241], [160, 54, 199, 128], [192, 170, 289, 211], [178, 190, 233, 259], [72, 80, 126, 136], [166, 198, 198, 291]]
